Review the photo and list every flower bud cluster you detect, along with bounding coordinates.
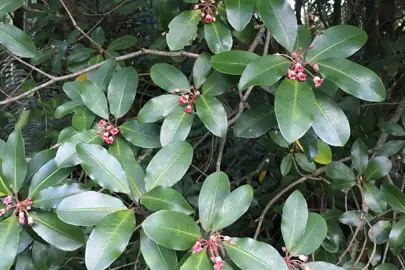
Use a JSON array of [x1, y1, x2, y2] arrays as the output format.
[[0, 196, 34, 225], [173, 86, 201, 114], [193, 0, 219, 24], [281, 246, 314, 269], [97, 120, 120, 144]]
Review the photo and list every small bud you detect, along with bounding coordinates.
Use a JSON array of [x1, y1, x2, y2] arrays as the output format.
[[297, 72, 307, 81], [274, 53, 280, 56], [309, 45, 315, 49], [106, 125, 112, 131], [6, 205, 11, 211], [212, 16, 216, 22], [223, 236, 231, 241], [103, 132, 109, 137], [294, 62, 304, 73], [161, 32, 166, 37], [51, 45, 56, 50], [313, 64, 319, 72], [216, 10, 219, 15], [313, 76, 324, 87], [26, 206, 31, 210], [184, 105, 192, 114], [3, 196, 12, 205], [215, 256, 223, 263], [19, 217, 25, 225], [195, 91, 200, 96], [111, 128, 120, 135], [173, 88, 180, 93], [0, 209, 6, 216], [299, 255, 308, 262], [98, 120, 106, 127], [229, 240, 236, 245], [19, 212, 24, 218], [28, 216, 34, 225], [282, 247, 287, 252], [201, 12, 205, 18], [194, 4, 199, 9]]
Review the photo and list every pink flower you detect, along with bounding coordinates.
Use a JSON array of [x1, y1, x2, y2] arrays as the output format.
[[299, 255, 308, 262], [3, 196, 12, 205], [19, 212, 24, 218], [28, 216, 34, 225], [287, 69, 296, 80], [195, 91, 200, 96], [0, 209, 6, 216], [313, 64, 319, 72], [313, 76, 324, 87], [184, 105, 192, 114], [297, 72, 307, 81], [111, 128, 120, 135], [204, 15, 213, 24], [294, 63, 304, 73], [213, 258, 225, 270], [192, 241, 202, 254], [98, 120, 106, 127], [194, 4, 199, 10], [106, 125, 112, 131], [178, 94, 189, 104], [19, 217, 25, 225]]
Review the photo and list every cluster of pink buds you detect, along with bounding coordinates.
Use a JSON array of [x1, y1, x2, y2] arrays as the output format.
[[191, 233, 236, 270], [277, 46, 324, 88], [173, 86, 201, 114], [1, 196, 34, 225], [97, 120, 119, 144], [193, 0, 218, 24], [281, 247, 314, 270]]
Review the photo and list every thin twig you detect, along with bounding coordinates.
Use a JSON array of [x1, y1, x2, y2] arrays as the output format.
[[263, 29, 271, 56], [10, 54, 55, 79]]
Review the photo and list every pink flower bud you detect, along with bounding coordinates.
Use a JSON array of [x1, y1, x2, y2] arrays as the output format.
[[229, 240, 236, 245], [3, 196, 12, 205], [192, 241, 202, 253], [0, 209, 6, 216], [28, 216, 34, 225], [110, 128, 120, 135], [6, 205, 11, 211], [313, 64, 319, 72], [98, 120, 106, 127], [223, 236, 231, 241], [19, 217, 25, 225], [173, 88, 180, 93], [294, 63, 304, 73], [212, 16, 216, 22], [282, 247, 287, 252], [313, 76, 324, 87], [309, 45, 315, 49], [178, 95, 189, 104], [201, 12, 205, 17], [299, 255, 308, 262], [19, 212, 24, 218], [184, 105, 192, 114], [204, 14, 213, 24], [194, 4, 199, 9], [297, 72, 307, 81], [287, 69, 297, 80], [26, 206, 31, 210], [103, 132, 109, 137], [106, 125, 112, 131], [195, 91, 200, 96]]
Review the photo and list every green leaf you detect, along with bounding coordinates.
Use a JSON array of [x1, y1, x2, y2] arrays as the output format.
[[280, 154, 292, 176], [202, 71, 238, 96], [180, 251, 211, 270], [198, 172, 230, 232], [298, 129, 318, 161], [0, 216, 20, 270], [152, 0, 179, 30], [210, 50, 259, 75], [67, 48, 96, 64], [312, 93, 350, 147], [389, 216, 405, 248], [31, 211, 85, 251], [63, 81, 83, 101], [0, 0, 24, 14], [0, 23, 37, 58], [291, 213, 327, 255], [138, 95, 180, 123], [281, 190, 308, 250], [25, 149, 56, 182], [29, 159, 72, 197], [161, 107, 194, 146], [89, 58, 116, 91], [363, 183, 387, 214], [238, 55, 290, 90], [233, 20, 256, 44], [314, 140, 332, 165], [275, 79, 315, 143], [108, 138, 145, 201], [55, 100, 83, 119], [380, 184, 405, 213], [193, 52, 211, 89], [224, 238, 288, 270], [294, 25, 311, 51], [91, 27, 105, 46], [141, 186, 193, 215], [140, 230, 178, 270], [17, 228, 33, 254], [375, 264, 398, 270], [256, 0, 297, 52], [364, 156, 392, 181], [31, 241, 47, 269], [85, 210, 135, 270], [120, 120, 161, 148], [294, 153, 316, 173], [32, 183, 89, 209], [142, 210, 200, 250], [80, 80, 109, 119], [226, 0, 254, 32], [305, 262, 344, 270], [368, 220, 391, 244], [204, 20, 233, 54], [151, 64, 190, 92], [234, 104, 276, 138], [2, 129, 26, 193], [325, 161, 356, 190], [166, 10, 201, 51], [30, 49, 53, 66], [378, 122, 405, 136], [317, 58, 386, 102], [269, 130, 290, 148], [306, 25, 367, 62], [196, 94, 228, 137], [107, 35, 138, 51], [76, 143, 130, 194], [16, 249, 34, 270], [322, 222, 343, 253], [212, 185, 253, 230], [351, 139, 368, 175], [56, 191, 127, 226], [377, 140, 405, 157], [72, 106, 95, 131], [144, 141, 193, 191], [339, 210, 372, 226], [108, 67, 138, 118]]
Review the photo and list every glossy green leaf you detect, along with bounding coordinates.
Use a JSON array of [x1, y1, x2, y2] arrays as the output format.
[[234, 104, 276, 138], [15, 249, 34, 270], [325, 161, 356, 190], [205, 20, 232, 54], [351, 139, 368, 175], [142, 210, 200, 250], [275, 79, 315, 143], [368, 220, 391, 244], [76, 143, 130, 194], [57, 191, 127, 226], [318, 58, 386, 102], [144, 141, 193, 191], [233, 20, 256, 44], [269, 130, 290, 148], [306, 262, 344, 270], [120, 120, 161, 148], [298, 129, 318, 161], [212, 185, 253, 231], [224, 238, 288, 270], [280, 154, 292, 176], [161, 107, 194, 146], [55, 100, 83, 119], [380, 184, 405, 213], [107, 35, 138, 51], [91, 27, 105, 46], [388, 217, 405, 248], [166, 10, 201, 51], [108, 67, 138, 118], [339, 210, 372, 226], [72, 106, 95, 131], [294, 25, 311, 51], [152, 0, 179, 30], [141, 186, 193, 215], [238, 55, 290, 90], [312, 93, 350, 146], [31, 241, 47, 269], [322, 223, 343, 253], [0, 0, 24, 14], [307, 25, 367, 62], [85, 210, 135, 270], [226, 0, 254, 32], [67, 48, 96, 64], [63, 81, 83, 101], [151, 63, 190, 92], [363, 183, 387, 214], [31, 211, 85, 251], [193, 52, 211, 89], [294, 153, 316, 173], [210, 50, 259, 75], [196, 94, 228, 137], [257, 0, 297, 52], [364, 156, 392, 181], [282, 190, 308, 250], [377, 140, 405, 157], [198, 172, 230, 232], [202, 71, 238, 96], [138, 95, 180, 123], [375, 264, 398, 270], [80, 80, 109, 119], [0, 23, 37, 58], [32, 183, 89, 209], [378, 122, 405, 136], [0, 216, 20, 270], [180, 251, 211, 270], [141, 230, 178, 270], [90, 58, 116, 91]]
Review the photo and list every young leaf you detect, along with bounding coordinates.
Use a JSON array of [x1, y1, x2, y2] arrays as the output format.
[[193, 52, 211, 89], [108, 67, 138, 118], [196, 94, 228, 137], [89, 58, 116, 92], [55, 100, 83, 119], [72, 106, 95, 131], [160, 107, 194, 146], [212, 185, 253, 231], [389, 217, 405, 248], [144, 141, 193, 191], [32, 183, 89, 209], [351, 139, 368, 175], [202, 71, 238, 96], [80, 81, 109, 119], [0, 216, 20, 270], [256, 0, 297, 52], [364, 156, 392, 181], [380, 184, 405, 213], [281, 190, 308, 250], [210, 50, 259, 75], [280, 154, 292, 176], [76, 144, 130, 194], [224, 238, 288, 270], [363, 183, 387, 214], [314, 140, 332, 165], [166, 10, 201, 51], [0, 23, 37, 58], [142, 210, 200, 250], [198, 171, 230, 232], [151, 63, 190, 92], [234, 104, 276, 138], [204, 20, 233, 54], [226, 0, 254, 32], [180, 250, 212, 270], [120, 120, 161, 148], [368, 220, 391, 244], [85, 210, 135, 270], [56, 191, 127, 226], [138, 95, 180, 123], [275, 79, 315, 143]]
